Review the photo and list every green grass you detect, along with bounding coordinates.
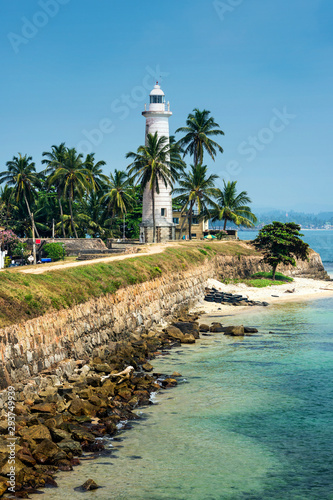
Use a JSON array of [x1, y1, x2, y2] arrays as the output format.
[[250, 271, 293, 282], [0, 241, 258, 327], [222, 270, 294, 288]]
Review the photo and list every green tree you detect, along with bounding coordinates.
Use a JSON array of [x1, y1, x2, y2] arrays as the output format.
[[48, 148, 91, 238], [212, 180, 257, 230], [173, 164, 219, 240], [0, 154, 41, 237], [44, 242, 65, 261], [42, 143, 68, 237], [175, 109, 224, 166], [126, 132, 183, 243], [84, 153, 108, 192], [101, 170, 135, 239], [252, 221, 309, 280]]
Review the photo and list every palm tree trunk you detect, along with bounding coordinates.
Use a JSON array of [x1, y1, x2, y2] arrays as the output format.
[[24, 193, 40, 238], [151, 188, 156, 243], [178, 207, 191, 240], [223, 218, 227, 231], [58, 192, 66, 238], [189, 200, 194, 240], [68, 195, 78, 238]]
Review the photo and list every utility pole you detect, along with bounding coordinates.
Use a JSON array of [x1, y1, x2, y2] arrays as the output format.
[[32, 213, 36, 265]]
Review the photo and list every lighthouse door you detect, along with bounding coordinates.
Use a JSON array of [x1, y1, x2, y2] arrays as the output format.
[[156, 227, 161, 243]]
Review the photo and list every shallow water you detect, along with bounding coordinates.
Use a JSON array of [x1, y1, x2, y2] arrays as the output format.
[[44, 297, 333, 500]]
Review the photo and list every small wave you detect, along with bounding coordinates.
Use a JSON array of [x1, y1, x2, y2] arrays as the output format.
[[116, 420, 128, 430]]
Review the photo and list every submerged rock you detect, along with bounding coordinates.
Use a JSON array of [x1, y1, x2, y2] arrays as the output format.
[[77, 478, 100, 491]]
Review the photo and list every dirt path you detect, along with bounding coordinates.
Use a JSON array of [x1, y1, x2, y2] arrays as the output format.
[[18, 242, 180, 275]]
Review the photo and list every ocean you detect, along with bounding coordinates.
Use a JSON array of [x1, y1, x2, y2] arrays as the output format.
[[44, 231, 333, 500]]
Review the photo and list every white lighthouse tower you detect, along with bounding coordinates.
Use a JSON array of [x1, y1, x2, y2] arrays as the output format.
[[140, 83, 175, 243]]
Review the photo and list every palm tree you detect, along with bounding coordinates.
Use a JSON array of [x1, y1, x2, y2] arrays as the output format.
[[0, 154, 41, 237], [176, 109, 224, 166], [102, 170, 134, 216], [84, 153, 108, 192], [173, 164, 219, 240], [101, 170, 134, 239], [42, 143, 67, 237], [126, 132, 183, 242], [212, 181, 257, 230], [49, 148, 91, 238]]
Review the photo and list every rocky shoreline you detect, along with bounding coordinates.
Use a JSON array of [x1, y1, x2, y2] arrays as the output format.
[[0, 305, 261, 498]]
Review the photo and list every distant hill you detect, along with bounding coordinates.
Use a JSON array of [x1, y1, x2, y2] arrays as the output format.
[[210, 210, 333, 230]]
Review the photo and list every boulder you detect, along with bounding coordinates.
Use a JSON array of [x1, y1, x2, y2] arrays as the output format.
[[69, 397, 97, 417], [210, 323, 225, 333], [172, 322, 200, 339], [19, 424, 51, 442], [31, 403, 57, 415], [78, 479, 100, 491], [244, 327, 258, 334], [164, 326, 184, 341], [93, 363, 113, 373], [161, 378, 177, 388], [50, 428, 72, 442], [142, 362, 154, 372], [223, 325, 245, 336], [33, 439, 61, 464], [181, 334, 196, 344], [69, 426, 95, 443], [199, 324, 210, 332], [58, 439, 82, 456]]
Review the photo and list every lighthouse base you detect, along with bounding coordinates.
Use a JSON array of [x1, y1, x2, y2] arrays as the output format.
[[140, 220, 175, 243]]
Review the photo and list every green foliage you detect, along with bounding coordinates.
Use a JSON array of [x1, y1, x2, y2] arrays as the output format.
[[44, 243, 65, 261], [250, 271, 293, 282], [198, 248, 208, 255], [211, 181, 257, 230], [173, 164, 219, 240], [11, 242, 28, 259], [175, 108, 224, 166], [252, 222, 309, 279], [4, 256, 11, 268]]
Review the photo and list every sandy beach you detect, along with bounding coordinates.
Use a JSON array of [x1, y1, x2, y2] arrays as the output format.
[[190, 276, 333, 319]]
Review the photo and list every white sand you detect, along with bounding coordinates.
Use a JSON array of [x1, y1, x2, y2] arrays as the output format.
[[190, 277, 333, 317]]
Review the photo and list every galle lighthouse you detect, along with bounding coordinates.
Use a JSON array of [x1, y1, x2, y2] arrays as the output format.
[[140, 83, 175, 243]]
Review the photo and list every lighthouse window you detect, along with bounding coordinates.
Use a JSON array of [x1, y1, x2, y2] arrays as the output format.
[[150, 95, 163, 104], [161, 208, 167, 216]]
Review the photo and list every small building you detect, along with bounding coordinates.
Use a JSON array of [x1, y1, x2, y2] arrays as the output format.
[[172, 210, 209, 239]]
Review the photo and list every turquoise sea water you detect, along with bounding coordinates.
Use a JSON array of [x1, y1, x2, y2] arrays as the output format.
[[46, 298, 333, 500]]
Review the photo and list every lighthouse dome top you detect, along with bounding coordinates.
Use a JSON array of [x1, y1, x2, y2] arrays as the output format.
[[150, 83, 165, 97]]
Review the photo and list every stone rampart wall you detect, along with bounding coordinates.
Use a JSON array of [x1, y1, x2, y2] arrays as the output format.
[[0, 251, 328, 389]]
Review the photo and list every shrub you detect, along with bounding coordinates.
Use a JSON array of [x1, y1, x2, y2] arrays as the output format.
[[11, 242, 28, 258], [44, 243, 65, 261]]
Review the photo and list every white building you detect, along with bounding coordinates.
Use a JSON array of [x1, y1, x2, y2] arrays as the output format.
[[140, 83, 175, 243]]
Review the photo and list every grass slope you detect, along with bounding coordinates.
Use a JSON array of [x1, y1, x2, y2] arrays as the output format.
[[0, 241, 257, 328]]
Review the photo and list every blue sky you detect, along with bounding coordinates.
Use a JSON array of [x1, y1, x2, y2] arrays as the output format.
[[1, 0, 332, 212]]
